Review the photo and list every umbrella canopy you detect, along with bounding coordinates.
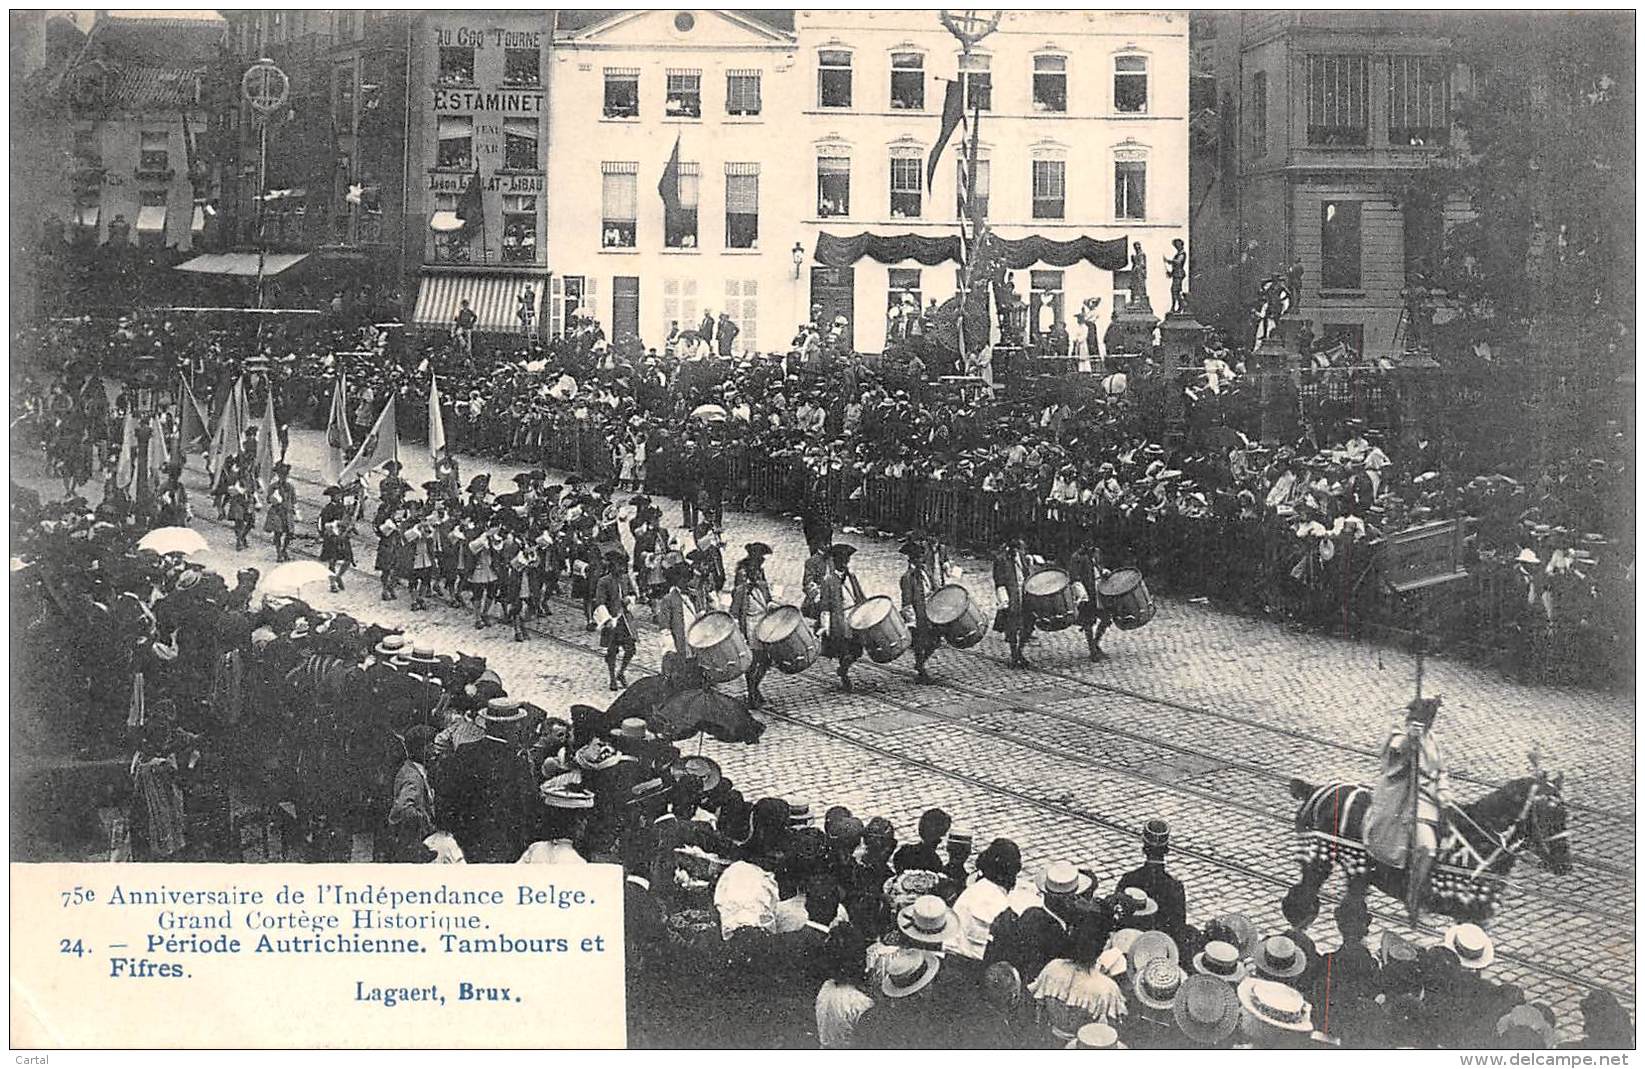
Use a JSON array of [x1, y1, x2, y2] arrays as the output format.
[[257, 560, 334, 598], [136, 526, 209, 556], [651, 686, 764, 744], [690, 403, 728, 422]]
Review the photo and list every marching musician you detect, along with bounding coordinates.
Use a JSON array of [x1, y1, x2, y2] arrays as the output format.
[[595, 547, 639, 691], [317, 484, 355, 592], [1365, 695, 1453, 926], [658, 562, 699, 665], [992, 535, 1036, 669], [801, 541, 831, 621], [899, 540, 939, 685], [264, 461, 299, 563], [820, 543, 865, 692], [404, 500, 441, 612], [731, 542, 774, 711], [1070, 534, 1114, 662]]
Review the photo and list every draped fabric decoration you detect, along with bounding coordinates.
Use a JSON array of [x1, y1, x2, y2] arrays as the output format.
[[813, 232, 1129, 271]]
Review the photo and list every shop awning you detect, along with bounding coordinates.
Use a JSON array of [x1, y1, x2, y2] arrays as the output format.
[[174, 252, 312, 277], [813, 232, 1131, 271], [135, 206, 167, 233], [413, 271, 544, 333]]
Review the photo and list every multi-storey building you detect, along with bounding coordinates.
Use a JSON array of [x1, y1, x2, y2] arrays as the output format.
[[793, 9, 1191, 354], [545, 9, 800, 352], [57, 13, 225, 254], [407, 10, 554, 334], [1191, 12, 1471, 360], [216, 11, 414, 309]]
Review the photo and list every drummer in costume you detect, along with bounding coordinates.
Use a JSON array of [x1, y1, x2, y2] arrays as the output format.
[[992, 536, 1036, 668], [595, 548, 639, 691], [801, 541, 831, 622], [318, 485, 356, 592], [820, 543, 866, 692], [658, 562, 699, 663], [404, 499, 442, 611], [730, 542, 774, 710], [1070, 535, 1114, 662], [1365, 695, 1452, 925], [899, 539, 940, 684], [467, 524, 506, 629]]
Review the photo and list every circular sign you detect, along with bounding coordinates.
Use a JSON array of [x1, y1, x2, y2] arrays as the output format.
[[241, 60, 289, 116]]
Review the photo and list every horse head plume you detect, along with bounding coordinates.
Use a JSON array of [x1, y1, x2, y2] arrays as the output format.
[[1527, 747, 1543, 775]]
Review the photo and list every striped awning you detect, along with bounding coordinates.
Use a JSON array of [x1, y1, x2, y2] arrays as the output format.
[[413, 271, 544, 333]]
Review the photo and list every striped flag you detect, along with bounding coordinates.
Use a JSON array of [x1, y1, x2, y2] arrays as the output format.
[[322, 374, 353, 484], [338, 396, 398, 487], [427, 371, 448, 462]]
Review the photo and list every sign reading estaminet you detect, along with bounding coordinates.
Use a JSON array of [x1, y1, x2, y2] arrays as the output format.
[[10, 863, 626, 1048]]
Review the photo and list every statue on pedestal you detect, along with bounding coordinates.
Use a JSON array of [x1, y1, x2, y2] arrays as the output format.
[[1165, 238, 1188, 314], [1128, 241, 1150, 312]]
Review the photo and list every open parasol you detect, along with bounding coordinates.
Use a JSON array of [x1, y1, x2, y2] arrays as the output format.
[[690, 403, 728, 423], [257, 560, 333, 598], [136, 526, 209, 556], [651, 686, 764, 744]]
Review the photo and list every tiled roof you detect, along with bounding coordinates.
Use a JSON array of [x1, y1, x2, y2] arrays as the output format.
[[103, 64, 203, 109]]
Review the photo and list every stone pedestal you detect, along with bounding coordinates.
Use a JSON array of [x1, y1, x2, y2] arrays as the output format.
[[1276, 313, 1311, 361], [1103, 309, 1160, 358], [1250, 335, 1299, 445], [1158, 312, 1209, 364]]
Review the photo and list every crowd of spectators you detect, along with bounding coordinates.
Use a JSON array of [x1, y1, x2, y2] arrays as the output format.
[[10, 310, 1633, 686], [10, 485, 1632, 1051]]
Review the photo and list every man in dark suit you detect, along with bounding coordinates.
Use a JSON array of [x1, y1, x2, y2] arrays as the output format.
[[386, 724, 437, 862], [987, 860, 1090, 984], [899, 540, 940, 684], [435, 699, 534, 863], [716, 312, 739, 357], [698, 309, 716, 348], [991, 535, 1035, 668], [1116, 818, 1188, 941]]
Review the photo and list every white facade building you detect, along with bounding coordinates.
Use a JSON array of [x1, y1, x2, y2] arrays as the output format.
[[547, 10, 805, 353], [793, 9, 1190, 354]]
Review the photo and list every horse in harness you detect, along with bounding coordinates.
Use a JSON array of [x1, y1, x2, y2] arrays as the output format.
[[1288, 761, 1572, 922]]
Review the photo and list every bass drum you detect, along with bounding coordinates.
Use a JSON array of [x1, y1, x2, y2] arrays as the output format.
[[687, 611, 753, 683], [926, 584, 987, 649], [848, 596, 911, 664], [1024, 568, 1079, 631], [753, 605, 819, 675], [1097, 568, 1156, 631]]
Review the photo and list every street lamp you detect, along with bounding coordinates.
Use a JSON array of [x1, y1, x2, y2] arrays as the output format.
[[128, 349, 163, 526], [791, 242, 805, 279]]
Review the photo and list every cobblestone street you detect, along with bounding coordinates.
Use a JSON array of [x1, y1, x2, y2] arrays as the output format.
[[13, 429, 1634, 1034]]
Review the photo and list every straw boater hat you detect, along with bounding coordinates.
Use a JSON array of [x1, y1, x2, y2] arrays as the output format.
[[1122, 887, 1159, 918], [1065, 1023, 1125, 1050], [1133, 959, 1187, 1011], [1253, 936, 1308, 981], [1443, 923, 1495, 970], [897, 894, 959, 948], [1127, 930, 1179, 975], [1173, 975, 1242, 1044], [1193, 941, 1247, 983], [609, 717, 651, 741], [881, 948, 941, 999], [1036, 860, 1094, 896], [374, 634, 409, 658], [1236, 977, 1314, 1035], [409, 644, 440, 666]]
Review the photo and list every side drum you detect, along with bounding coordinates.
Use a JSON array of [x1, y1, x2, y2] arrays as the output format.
[[848, 596, 911, 664], [1024, 568, 1080, 631], [753, 605, 819, 675], [926, 584, 987, 649], [687, 611, 754, 683], [1097, 568, 1156, 631]]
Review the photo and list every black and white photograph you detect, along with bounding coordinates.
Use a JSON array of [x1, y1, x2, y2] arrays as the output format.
[[6, 5, 1636, 1052]]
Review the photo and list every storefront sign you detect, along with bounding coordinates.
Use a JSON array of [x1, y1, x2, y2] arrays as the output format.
[[432, 89, 543, 112]]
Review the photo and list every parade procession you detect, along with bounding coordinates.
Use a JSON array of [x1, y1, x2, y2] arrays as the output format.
[[7, 7, 1636, 1054]]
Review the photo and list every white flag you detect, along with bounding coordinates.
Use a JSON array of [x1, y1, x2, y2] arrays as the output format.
[[428, 371, 448, 462]]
